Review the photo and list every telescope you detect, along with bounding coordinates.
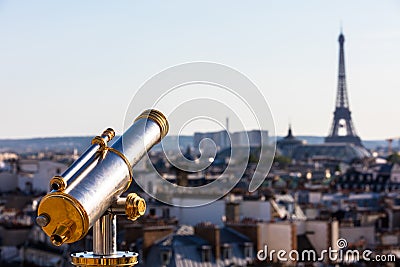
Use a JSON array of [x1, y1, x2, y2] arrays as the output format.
[[36, 109, 169, 267]]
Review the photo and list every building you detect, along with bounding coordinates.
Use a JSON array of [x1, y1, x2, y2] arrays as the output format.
[[193, 130, 269, 152], [18, 160, 67, 193], [144, 224, 255, 267], [232, 130, 269, 147], [277, 125, 305, 158], [193, 131, 229, 152], [292, 143, 370, 163], [0, 155, 19, 193]]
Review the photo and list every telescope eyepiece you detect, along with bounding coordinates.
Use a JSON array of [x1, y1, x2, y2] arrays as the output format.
[[50, 220, 76, 246]]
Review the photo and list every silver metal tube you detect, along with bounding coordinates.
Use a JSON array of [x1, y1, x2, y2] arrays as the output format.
[[108, 197, 128, 215], [93, 213, 116, 255], [59, 144, 100, 185], [50, 129, 115, 191]]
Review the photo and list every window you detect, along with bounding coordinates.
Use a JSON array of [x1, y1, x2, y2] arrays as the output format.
[[221, 243, 232, 260], [162, 208, 170, 219], [243, 242, 253, 259], [160, 249, 171, 266], [149, 208, 156, 217], [201, 245, 212, 262]]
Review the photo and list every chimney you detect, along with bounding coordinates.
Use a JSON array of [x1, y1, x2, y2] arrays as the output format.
[[227, 220, 263, 251], [225, 202, 240, 223], [142, 225, 174, 256], [194, 222, 221, 260]]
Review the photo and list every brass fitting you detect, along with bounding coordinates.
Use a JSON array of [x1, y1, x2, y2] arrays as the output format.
[[135, 109, 169, 142], [91, 128, 116, 150], [50, 220, 76, 246], [36, 213, 51, 227], [125, 193, 146, 221], [71, 251, 138, 267], [50, 175, 66, 191], [101, 128, 115, 141]]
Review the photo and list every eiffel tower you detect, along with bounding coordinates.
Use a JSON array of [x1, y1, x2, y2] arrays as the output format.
[[325, 31, 362, 147]]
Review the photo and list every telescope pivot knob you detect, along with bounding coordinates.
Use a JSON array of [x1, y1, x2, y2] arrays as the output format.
[[125, 193, 146, 221]]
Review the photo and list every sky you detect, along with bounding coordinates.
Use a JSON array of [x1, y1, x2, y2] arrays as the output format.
[[0, 1, 399, 140]]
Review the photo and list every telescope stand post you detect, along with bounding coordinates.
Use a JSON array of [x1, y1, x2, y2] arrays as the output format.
[[93, 213, 117, 256], [71, 212, 138, 267]]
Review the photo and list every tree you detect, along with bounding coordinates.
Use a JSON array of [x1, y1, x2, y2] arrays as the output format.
[[387, 153, 400, 164], [273, 155, 291, 169]]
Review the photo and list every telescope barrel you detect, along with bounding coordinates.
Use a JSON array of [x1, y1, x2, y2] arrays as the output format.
[[37, 109, 168, 246]]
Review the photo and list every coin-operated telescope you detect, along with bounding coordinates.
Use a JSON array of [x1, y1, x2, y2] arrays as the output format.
[[36, 109, 168, 267]]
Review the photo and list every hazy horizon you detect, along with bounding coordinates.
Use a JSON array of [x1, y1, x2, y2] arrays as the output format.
[[0, 133, 391, 142]]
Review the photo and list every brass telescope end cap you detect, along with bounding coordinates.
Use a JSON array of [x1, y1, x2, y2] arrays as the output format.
[[135, 109, 169, 142], [37, 193, 89, 246]]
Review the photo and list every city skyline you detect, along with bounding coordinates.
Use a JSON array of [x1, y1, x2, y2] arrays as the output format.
[[0, 1, 399, 139]]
